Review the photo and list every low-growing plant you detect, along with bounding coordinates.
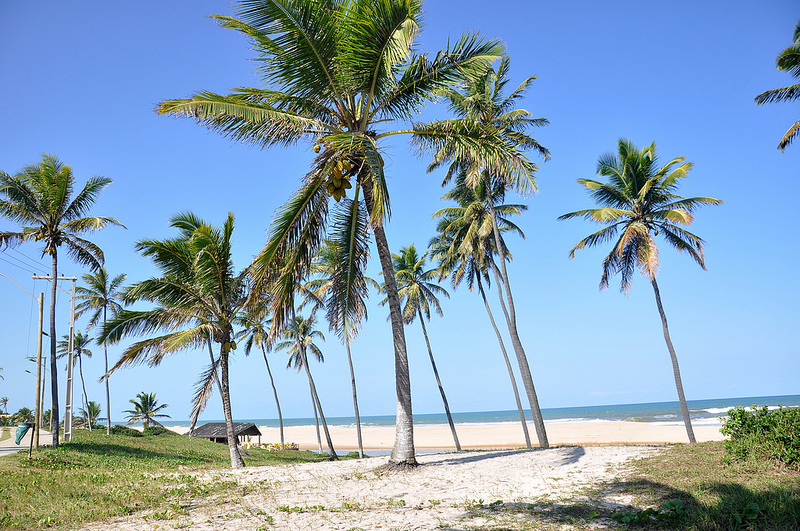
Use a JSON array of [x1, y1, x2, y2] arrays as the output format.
[[110, 424, 144, 437], [143, 426, 174, 436], [721, 405, 800, 468]]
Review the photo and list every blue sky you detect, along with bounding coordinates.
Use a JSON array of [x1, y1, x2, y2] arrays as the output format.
[[1, 1, 798, 424]]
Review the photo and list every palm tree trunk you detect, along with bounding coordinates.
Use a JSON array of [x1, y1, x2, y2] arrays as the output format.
[[418, 318, 461, 451], [477, 275, 531, 449], [301, 346, 338, 460], [50, 252, 60, 447], [651, 277, 696, 444], [310, 383, 323, 453], [103, 307, 111, 435], [77, 355, 91, 429], [219, 345, 245, 468], [487, 200, 549, 448], [260, 345, 284, 449], [361, 180, 416, 467], [345, 341, 364, 458]]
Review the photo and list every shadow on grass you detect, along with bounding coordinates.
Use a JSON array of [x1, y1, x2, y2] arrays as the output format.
[[44, 440, 216, 466]]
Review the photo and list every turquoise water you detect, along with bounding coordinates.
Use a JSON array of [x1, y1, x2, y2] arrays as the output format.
[[162, 394, 800, 430]]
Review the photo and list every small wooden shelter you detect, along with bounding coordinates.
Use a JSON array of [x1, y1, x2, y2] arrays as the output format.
[[190, 422, 261, 445]]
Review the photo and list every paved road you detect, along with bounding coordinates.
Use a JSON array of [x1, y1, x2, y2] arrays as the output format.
[[0, 426, 51, 457]]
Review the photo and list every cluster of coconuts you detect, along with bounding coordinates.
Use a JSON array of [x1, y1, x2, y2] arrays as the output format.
[[314, 142, 357, 202]]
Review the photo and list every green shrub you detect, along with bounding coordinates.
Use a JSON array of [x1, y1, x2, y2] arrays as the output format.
[[721, 405, 800, 468], [110, 425, 143, 437], [143, 426, 173, 436]]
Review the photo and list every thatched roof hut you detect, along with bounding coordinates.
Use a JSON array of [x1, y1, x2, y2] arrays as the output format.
[[190, 422, 261, 445]]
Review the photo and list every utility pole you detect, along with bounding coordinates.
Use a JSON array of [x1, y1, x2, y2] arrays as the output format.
[[33, 275, 77, 442]]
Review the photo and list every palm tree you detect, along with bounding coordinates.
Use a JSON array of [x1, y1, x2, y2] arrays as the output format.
[[75, 267, 127, 434], [558, 138, 722, 444], [157, 0, 507, 467], [57, 331, 93, 429], [0, 154, 123, 447], [384, 244, 460, 451], [235, 306, 285, 449], [755, 20, 800, 151], [430, 174, 532, 448], [304, 240, 379, 458], [0, 397, 8, 415], [100, 212, 249, 467], [274, 311, 338, 459], [123, 392, 170, 429], [79, 401, 102, 429], [414, 58, 550, 448]]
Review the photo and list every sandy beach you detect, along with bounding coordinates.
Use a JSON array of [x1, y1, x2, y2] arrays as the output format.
[[233, 420, 724, 451]]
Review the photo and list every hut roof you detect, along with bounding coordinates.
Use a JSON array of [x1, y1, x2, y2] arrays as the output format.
[[191, 422, 261, 438]]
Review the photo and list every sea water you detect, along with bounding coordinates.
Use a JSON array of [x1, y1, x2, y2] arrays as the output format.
[[161, 394, 800, 430]]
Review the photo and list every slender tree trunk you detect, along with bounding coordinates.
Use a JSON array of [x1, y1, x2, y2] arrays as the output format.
[[651, 278, 696, 444], [487, 200, 548, 448], [50, 252, 60, 446], [477, 275, 531, 449], [301, 346, 338, 460], [103, 307, 111, 434], [219, 344, 245, 468], [260, 345, 284, 448], [418, 318, 461, 451], [361, 180, 416, 467], [345, 341, 364, 458], [310, 382, 323, 453], [77, 355, 90, 429]]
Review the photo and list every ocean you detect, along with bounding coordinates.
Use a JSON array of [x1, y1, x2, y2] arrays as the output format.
[[161, 394, 800, 431]]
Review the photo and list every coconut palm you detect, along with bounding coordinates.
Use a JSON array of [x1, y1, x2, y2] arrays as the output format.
[[383, 244, 460, 450], [75, 267, 127, 434], [0, 397, 8, 415], [235, 306, 285, 449], [157, 0, 507, 467], [57, 331, 93, 429], [430, 174, 532, 448], [100, 212, 248, 467], [275, 311, 338, 459], [558, 138, 722, 444], [123, 392, 170, 429], [303, 239, 378, 458], [755, 20, 800, 151], [414, 58, 550, 447], [79, 401, 102, 428], [0, 154, 123, 447]]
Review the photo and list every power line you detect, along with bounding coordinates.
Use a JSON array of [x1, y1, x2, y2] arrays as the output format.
[[6, 248, 49, 274], [0, 253, 39, 274]]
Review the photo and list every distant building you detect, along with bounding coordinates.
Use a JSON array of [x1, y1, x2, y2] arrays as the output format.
[[190, 422, 262, 445]]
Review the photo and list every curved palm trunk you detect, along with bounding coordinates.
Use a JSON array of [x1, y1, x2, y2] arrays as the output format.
[[362, 181, 416, 467], [219, 346, 245, 468], [345, 341, 364, 458], [301, 347, 338, 459], [103, 307, 111, 434], [310, 385, 323, 453], [50, 252, 60, 446], [487, 200, 549, 448], [260, 345, 284, 449], [77, 355, 91, 429], [418, 318, 461, 451], [477, 275, 531, 449], [651, 278, 696, 444]]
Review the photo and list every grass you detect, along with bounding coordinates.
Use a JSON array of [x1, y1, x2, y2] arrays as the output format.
[[0, 427, 328, 530], [0, 428, 10, 443]]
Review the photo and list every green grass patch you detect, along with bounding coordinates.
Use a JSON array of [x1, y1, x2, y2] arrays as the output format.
[[0, 428, 327, 530], [0, 428, 10, 443]]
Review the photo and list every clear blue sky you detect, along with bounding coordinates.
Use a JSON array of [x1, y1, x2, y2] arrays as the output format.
[[1, 1, 798, 424]]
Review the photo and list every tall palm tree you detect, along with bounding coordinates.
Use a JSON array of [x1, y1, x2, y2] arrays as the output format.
[[415, 58, 550, 448], [79, 401, 102, 429], [100, 212, 249, 467], [385, 244, 460, 451], [275, 311, 338, 459], [0, 154, 123, 447], [304, 239, 378, 458], [75, 267, 127, 434], [0, 397, 8, 415], [157, 0, 507, 467], [755, 20, 800, 151], [57, 331, 93, 429], [430, 174, 532, 448], [123, 392, 170, 429], [235, 306, 285, 449], [558, 138, 722, 444]]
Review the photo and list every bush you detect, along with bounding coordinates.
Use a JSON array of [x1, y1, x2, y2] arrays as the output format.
[[721, 405, 800, 468], [143, 426, 173, 436], [110, 425, 143, 437]]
